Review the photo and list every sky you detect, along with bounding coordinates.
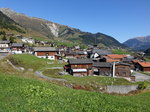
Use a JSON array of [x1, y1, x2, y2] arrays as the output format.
[[0, 0, 150, 43]]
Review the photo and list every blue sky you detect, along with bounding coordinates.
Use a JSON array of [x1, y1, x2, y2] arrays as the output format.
[[0, 0, 150, 43]]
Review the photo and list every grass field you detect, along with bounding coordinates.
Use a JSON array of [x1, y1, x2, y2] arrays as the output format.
[[0, 54, 150, 111], [0, 73, 150, 112], [112, 49, 131, 54], [43, 69, 132, 85], [5, 54, 65, 71]]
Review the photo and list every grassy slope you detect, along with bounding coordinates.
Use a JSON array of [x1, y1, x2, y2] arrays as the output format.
[[112, 49, 131, 54], [43, 69, 132, 85], [0, 11, 25, 33], [0, 73, 150, 112], [4, 54, 147, 87], [5, 54, 135, 86], [6, 54, 64, 71], [0, 54, 150, 111]]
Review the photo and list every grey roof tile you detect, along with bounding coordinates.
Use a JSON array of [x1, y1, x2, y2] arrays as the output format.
[[33, 47, 58, 52], [0, 40, 10, 44], [92, 49, 112, 55], [93, 62, 112, 67], [11, 43, 24, 47], [68, 59, 93, 64]]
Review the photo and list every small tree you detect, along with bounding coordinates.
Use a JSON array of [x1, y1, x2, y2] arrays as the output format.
[[138, 81, 148, 90], [0, 31, 6, 36], [9, 36, 16, 43], [2, 35, 7, 40]]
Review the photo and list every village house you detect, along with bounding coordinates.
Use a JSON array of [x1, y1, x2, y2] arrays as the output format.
[[122, 55, 134, 64], [92, 62, 112, 76], [15, 35, 23, 39], [75, 51, 87, 59], [33, 47, 59, 60], [21, 37, 35, 44], [90, 49, 112, 59], [132, 59, 143, 71], [11, 43, 25, 54], [113, 62, 135, 81], [64, 51, 76, 59], [136, 61, 150, 72], [59, 48, 66, 57], [66, 59, 93, 76], [64, 50, 87, 59], [0, 40, 11, 53], [65, 58, 135, 81]]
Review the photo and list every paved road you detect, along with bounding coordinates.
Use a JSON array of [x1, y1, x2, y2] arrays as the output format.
[[0, 53, 10, 60], [133, 71, 150, 82]]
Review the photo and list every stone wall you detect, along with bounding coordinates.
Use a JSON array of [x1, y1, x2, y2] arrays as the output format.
[[106, 85, 138, 94]]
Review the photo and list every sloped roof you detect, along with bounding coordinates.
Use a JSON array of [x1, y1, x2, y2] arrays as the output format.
[[132, 59, 141, 63], [11, 43, 24, 47], [76, 51, 86, 55], [0, 40, 10, 44], [92, 49, 112, 55], [138, 62, 150, 67], [106, 59, 120, 62], [122, 58, 133, 62], [93, 62, 112, 67], [115, 62, 131, 66], [65, 51, 86, 55], [33, 47, 58, 52], [107, 54, 127, 59], [68, 59, 93, 64], [103, 56, 120, 62]]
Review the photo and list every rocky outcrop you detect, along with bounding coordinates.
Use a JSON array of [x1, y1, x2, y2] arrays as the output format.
[[46, 23, 59, 37]]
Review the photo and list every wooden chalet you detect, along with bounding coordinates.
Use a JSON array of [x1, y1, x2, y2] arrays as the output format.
[[0, 41, 11, 57], [65, 51, 87, 59], [11, 43, 25, 54], [92, 62, 112, 76], [67, 59, 93, 76], [114, 62, 131, 77], [75, 51, 87, 59], [122, 56, 134, 64], [114, 62, 135, 81], [0, 40, 10, 52], [33, 47, 59, 60], [136, 62, 150, 72], [90, 49, 112, 59]]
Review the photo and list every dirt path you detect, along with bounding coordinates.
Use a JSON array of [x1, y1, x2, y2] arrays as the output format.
[[34, 71, 67, 82]]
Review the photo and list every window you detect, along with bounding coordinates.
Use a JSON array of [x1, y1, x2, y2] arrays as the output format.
[[123, 72, 126, 76], [45, 53, 49, 58]]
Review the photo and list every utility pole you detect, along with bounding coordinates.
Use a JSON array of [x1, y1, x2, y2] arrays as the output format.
[[112, 62, 115, 77]]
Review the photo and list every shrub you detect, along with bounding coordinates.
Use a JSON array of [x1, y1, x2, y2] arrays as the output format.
[[138, 81, 148, 90]]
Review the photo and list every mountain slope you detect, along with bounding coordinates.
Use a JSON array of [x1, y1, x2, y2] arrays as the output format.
[[0, 8, 79, 38], [0, 10, 25, 33], [145, 48, 150, 56], [0, 8, 123, 47], [123, 36, 150, 51]]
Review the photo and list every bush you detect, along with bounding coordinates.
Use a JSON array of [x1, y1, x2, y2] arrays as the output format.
[[138, 81, 148, 90]]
